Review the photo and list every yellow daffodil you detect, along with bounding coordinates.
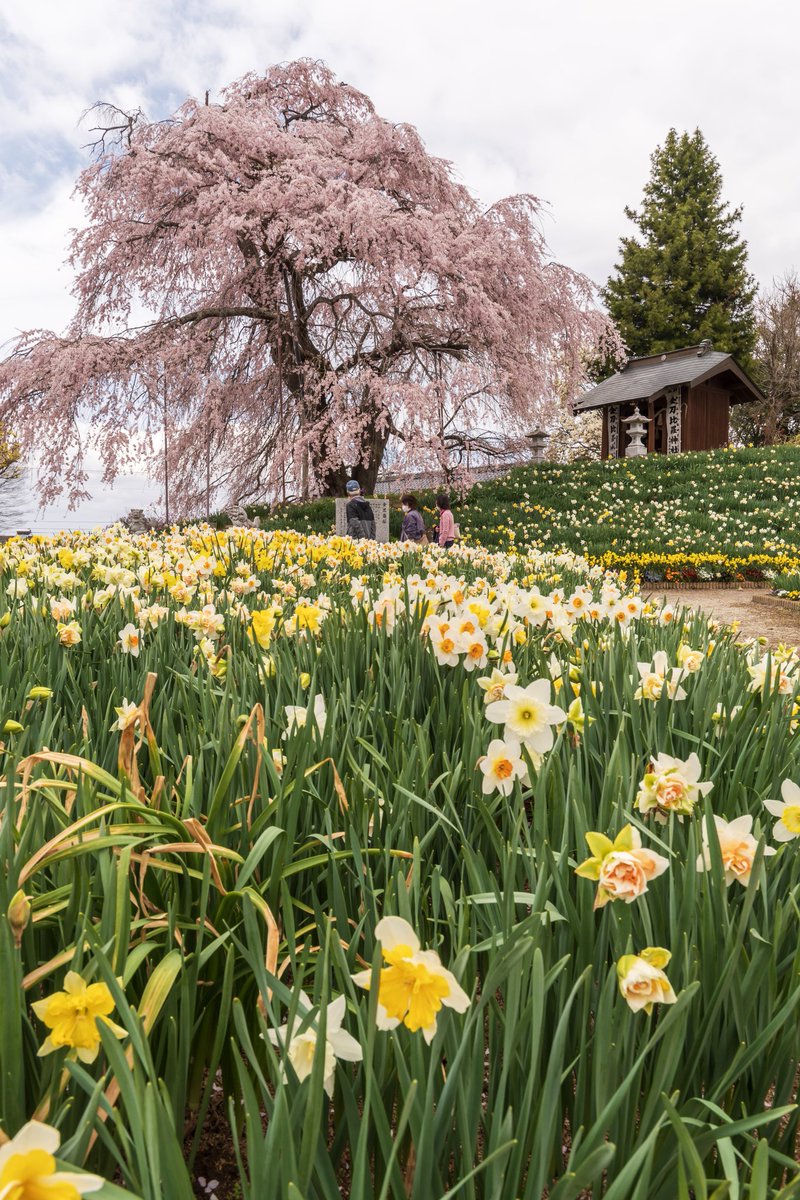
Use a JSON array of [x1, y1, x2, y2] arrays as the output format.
[[352, 916, 470, 1043], [286, 601, 324, 636], [616, 948, 677, 1014], [197, 637, 228, 678], [7, 889, 31, 947], [635, 752, 712, 823], [676, 644, 705, 673], [0, 1120, 104, 1198], [57, 621, 82, 647], [250, 607, 277, 648], [575, 825, 669, 909], [476, 667, 518, 704], [566, 696, 591, 735], [258, 654, 277, 680], [32, 971, 126, 1063]]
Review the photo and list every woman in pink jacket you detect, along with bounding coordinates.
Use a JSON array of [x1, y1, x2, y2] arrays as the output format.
[[436, 493, 455, 548]]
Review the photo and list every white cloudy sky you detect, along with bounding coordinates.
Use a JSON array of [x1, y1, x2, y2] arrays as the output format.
[[1, 0, 798, 529]]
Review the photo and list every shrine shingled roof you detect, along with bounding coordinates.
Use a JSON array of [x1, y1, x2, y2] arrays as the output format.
[[573, 345, 764, 412]]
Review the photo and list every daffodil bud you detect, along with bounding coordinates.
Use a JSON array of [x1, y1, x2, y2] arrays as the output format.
[[2, 719, 23, 734], [299, 672, 311, 689], [27, 686, 53, 700], [7, 889, 31, 947], [0, 612, 10, 628]]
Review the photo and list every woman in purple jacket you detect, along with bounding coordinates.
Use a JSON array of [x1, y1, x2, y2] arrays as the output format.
[[399, 494, 427, 544]]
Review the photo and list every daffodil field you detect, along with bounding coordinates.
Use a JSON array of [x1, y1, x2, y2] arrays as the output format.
[[468, 445, 800, 580], [249, 445, 800, 583], [2, 526, 800, 1198]]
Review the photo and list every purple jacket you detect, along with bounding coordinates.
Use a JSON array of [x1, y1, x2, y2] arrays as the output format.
[[400, 509, 426, 543]]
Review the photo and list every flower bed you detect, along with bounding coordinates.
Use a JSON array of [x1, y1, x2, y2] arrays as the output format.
[[1, 526, 800, 1196], [226, 446, 800, 584], [772, 570, 800, 602]]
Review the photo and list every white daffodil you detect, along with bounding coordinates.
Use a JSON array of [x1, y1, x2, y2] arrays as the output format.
[[283, 694, 327, 739], [49, 595, 76, 622], [267, 991, 362, 1096], [764, 779, 800, 842], [478, 737, 530, 796], [112, 698, 140, 731], [117, 622, 142, 657], [485, 680, 566, 753], [710, 703, 742, 738], [747, 653, 796, 696], [459, 630, 489, 672], [634, 651, 687, 702], [696, 814, 776, 886], [547, 653, 563, 692], [429, 623, 461, 668]]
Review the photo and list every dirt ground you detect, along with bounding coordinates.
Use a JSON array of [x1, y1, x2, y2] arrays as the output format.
[[648, 589, 800, 647]]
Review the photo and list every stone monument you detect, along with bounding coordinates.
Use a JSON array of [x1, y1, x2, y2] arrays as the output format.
[[335, 496, 390, 542]]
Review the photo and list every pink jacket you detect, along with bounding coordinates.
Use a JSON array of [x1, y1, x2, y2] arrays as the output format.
[[438, 508, 455, 546]]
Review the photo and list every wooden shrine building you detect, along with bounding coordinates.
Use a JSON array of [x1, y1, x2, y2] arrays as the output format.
[[574, 342, 764, 459]]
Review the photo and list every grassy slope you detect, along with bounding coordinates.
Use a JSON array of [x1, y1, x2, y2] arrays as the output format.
[[216, 445, 800, 578]]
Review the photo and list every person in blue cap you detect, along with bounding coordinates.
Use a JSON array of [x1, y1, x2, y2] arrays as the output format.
[[344, 479, 376, 540]]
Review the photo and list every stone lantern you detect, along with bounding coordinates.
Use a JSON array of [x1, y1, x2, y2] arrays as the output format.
[[526, 429, 549, 463], [622, 406, 651, 458]]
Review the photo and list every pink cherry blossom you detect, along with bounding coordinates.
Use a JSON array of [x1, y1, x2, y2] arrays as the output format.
[[0, 60, 617, 511]]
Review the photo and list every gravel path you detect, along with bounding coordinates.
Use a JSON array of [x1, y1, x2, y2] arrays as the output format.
[[649, 589, 800, 646]]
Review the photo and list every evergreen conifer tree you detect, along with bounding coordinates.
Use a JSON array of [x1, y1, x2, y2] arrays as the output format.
[[604, 129, 756, 363]]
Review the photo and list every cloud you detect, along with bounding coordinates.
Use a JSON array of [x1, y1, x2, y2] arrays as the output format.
[[0, 180, 80, 344], [0, 447, 162, 536]]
